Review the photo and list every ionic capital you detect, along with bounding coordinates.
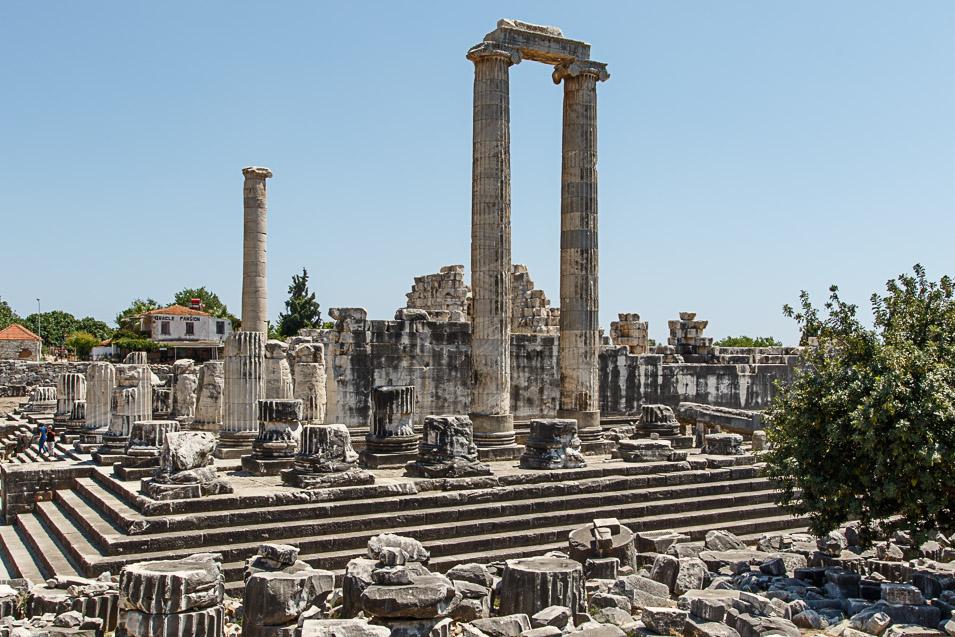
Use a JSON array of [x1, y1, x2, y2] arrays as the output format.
[[242, 166, 273, 180], [552, 60, 610, 85], [467, 42, 522, 66]]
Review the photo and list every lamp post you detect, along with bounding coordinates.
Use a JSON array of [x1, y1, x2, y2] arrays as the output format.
[[35, 298, 41, 362]]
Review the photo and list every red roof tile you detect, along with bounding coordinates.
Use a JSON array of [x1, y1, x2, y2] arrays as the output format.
[[142, 304, 211, 318], [0, 324, 41, 341]]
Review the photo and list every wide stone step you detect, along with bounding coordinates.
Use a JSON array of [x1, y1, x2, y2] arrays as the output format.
[[34, 500, 109, 577], [78, 465, 765, 536], [82, 493, 792, 579], [97, 478, 779, 556], [0, 524, 43, 583], [13, 512, 79, 579]]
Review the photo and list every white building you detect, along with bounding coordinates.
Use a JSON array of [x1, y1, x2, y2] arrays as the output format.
[[141, 304, 234, 362]]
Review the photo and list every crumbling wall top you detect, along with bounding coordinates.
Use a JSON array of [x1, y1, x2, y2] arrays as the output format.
[[482, 18, 591, 65]]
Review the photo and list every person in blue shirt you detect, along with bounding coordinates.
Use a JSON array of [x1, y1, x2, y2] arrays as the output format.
[[37, 423, 48, 454]]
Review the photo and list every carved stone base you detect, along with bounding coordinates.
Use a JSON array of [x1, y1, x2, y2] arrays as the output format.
[[280, 467, 374, 489], [360, 449, 419, 469], [241, 454, 295, 476], [141, 478, 234, 501], [405, 458, 491, 479], [213, 430, 256, 459], [475, 444, 523, 461]]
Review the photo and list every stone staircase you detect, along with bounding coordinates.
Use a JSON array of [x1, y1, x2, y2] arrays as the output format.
[[0, 420, 79, 464], [0, 455, 805, 594]]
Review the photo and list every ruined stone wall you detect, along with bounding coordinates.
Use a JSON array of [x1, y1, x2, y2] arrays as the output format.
[[323, 312, 794, 428], [404, 265, 471, 317], [599, 348, 795, 414], [609, 313, 649, 354], [510, 265, 560, 334], [402, 264, 560, 334], [0, 340, 41, 361], [0, 361, 173, 389]]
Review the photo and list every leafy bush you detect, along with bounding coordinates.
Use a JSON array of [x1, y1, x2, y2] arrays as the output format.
[[714, 335, 782, 348], [65, 331, 101, 360], [764, 265, 955, 545]]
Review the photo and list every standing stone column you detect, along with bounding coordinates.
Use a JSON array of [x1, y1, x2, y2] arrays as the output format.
[[219, 331, 265, 457], [171, 359, 198, 425], [264, 340, 294, 399], [96, 365, 152, 462], [553, 60, 609, 443], [466, 42, 521, 451], [242, 167, 272, 336], [81, 362, 116, 448], [361, 385, 418, 468]]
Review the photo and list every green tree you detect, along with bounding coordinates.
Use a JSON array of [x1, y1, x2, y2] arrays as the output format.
[[764, 265, 955, 545], [75, 316, 113, 341], [276, 268, 322, 338], [20, 310, 78, 348], [714, 335, 783, 348], [0, 300, 19, 331], [172, 287, 238, 325], [65, 331, 101, 360], [115, 298, 160, 331]]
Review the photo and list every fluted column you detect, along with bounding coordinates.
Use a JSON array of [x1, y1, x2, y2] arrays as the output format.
[[467, 42, 520, 448], [54, 373, 86, 423], [220, 331, 265, 453], [82, 362, 115, 447], [242, 167, 272, 336], [553, 60, 609, 441]]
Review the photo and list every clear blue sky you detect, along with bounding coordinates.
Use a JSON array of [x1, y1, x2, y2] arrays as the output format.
[[2, 2, 953, 344]]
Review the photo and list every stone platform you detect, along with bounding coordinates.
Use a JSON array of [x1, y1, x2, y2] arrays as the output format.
[[0, 446, 804, 596]]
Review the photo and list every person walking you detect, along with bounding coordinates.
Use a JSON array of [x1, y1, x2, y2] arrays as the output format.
[[47, 425, 57, 454], [37, 423, 48, 455]]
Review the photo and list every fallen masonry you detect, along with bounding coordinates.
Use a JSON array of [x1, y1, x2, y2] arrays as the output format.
[[0, 525, 951, 637]]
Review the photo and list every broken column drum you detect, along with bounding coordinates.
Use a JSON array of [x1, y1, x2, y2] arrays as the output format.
[[405, 414, 491, 478], [497, 556, 585, 616], [520, 418, 586, 470], [467, 41, 520, 449], [362, 385, 419, 467], [292, 342, 326, 424], [241, 166, 272, 336], [142, 430, 233, 500], [639, 404, 681, 437], [220, 330, 265, 454], [242, 398, 303, 476], [282, 423, 374, 489], [554, 59, 609, 443]]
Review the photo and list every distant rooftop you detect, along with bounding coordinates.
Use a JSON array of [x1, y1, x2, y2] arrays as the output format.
[[142, 304, 211, 318], [0, 323, 41, 341]]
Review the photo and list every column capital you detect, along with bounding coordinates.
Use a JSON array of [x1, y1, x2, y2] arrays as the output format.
[[467, 41, 522, 66], [242, 166, 273, 180], [552, 60, 609, 85]]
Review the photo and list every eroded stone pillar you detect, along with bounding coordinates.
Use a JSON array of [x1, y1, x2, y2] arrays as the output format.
[[467, 41, 521, 449], [219, 331, 265, 457], [242, 166, 272, 336], [54, 373, 86, 428], [265, 339, 294, 399], [97, 365, 152, 460], [292, 342, 326, 424], [171, 359, 198, 424], [361, 385, 418, 468], [193, 360, 225, 431], [81, 362, 115, 447], [554, 60, 609, 442]]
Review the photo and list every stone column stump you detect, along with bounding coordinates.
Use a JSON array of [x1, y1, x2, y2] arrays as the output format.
[[114, 419, 182, 481], [292, 342, 326, 424], [361, 386, 419, 469], [118, 553, 225, 637], [405, 415, 491, 478], [218, 331, 265, 459], [94, 365, 152, 466], [54, 372, 87, 439], [21, 386, 57, 415], [193, 361, 225, 432], [568, 517, 637, 570], [141, 431, 232, 501], [519, 419, 586, 470], [242, 399, 302, 476], [496, 556, 585, 616], [79, 362, 115, 451], [282, 424, 374, 489]]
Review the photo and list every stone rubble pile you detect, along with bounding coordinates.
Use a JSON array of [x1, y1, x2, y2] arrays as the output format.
[[1, 523, 953, 637]]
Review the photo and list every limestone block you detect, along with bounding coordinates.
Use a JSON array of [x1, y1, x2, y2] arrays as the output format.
[[705, 530, 747, 552], [194, 361, 224, 427], [359, 575, 459, 619], [367, 534, 430, 564], [642, 607, 688, 635], [470, 614, 531, 637], [301, 619, 392, 637], [342, 558, 377, 618], [703, 433, 744, 456]]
